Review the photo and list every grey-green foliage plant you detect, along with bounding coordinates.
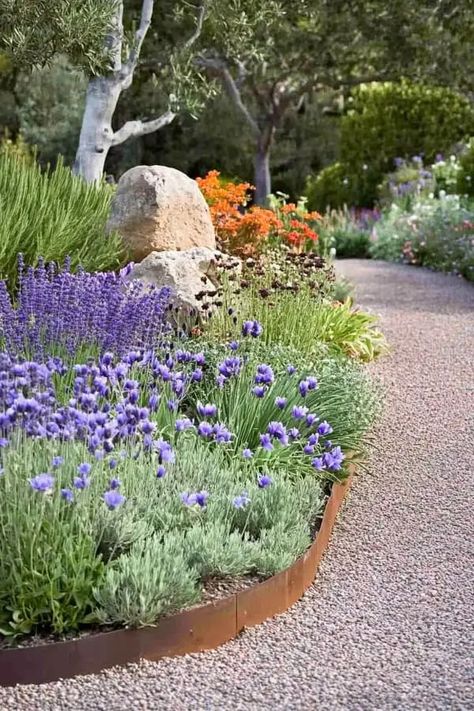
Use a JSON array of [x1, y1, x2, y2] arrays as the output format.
[[94, 534, 200, 627], [0, 149, 125, 286], [0, 433, 324, 633]]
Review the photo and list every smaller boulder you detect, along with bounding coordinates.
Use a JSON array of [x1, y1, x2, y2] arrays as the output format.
[[128, 248, 240, 323], [107, 165, 216, 261]]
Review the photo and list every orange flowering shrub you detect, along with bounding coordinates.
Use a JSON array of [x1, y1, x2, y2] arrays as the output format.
[[196, 170, 281, 256], [271, 198, 321, 252], [196, 171, 321, 256]]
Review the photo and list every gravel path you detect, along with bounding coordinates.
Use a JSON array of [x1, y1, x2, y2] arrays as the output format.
[[2, 260, 473, 711]]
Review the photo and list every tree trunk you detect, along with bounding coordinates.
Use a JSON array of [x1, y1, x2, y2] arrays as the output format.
[[254, 145, 271, 206], [73, 77, 122, 183]]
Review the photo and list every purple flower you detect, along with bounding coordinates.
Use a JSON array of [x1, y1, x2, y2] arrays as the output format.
[[242, 448, 253, 459], [77, 462, 92, 476], [307, 376, 318, 390], [304, 444, 314, 455], [267, 421, 288, 443], [257, 474, 272, 489], [228, 340, 239, 351], [0, 438, 9, 448], [325, 440, 333, 449], [154, 439, 175, 464], [73, 476, 90, 490], [181, 492, 197, 506], [233, 492, 251, 509], [275, 396, 287, 409], [51, 455, 64, 468], [61, 488, 74, 502], [324, 446, 345, 471], [299, 380, 309, 397], [103, 489, 126, 510], [255, 364, 274, 385], [288, 427, 300, 440], [252, 386, 266, 398], [175, 417, 194, 432], [292, 405, 308, 420], [167, 399, 178, 412], [109, 458, 118, 469], [181, 490, 209, 508], [194, 352, 206, 366], [259, 433, 274, 451], [218, 356, 242, 379], [318, 421, 333, 436], [197, 421, 213, 438], [306, 413, 319, 427], [197, 402, 218, 418], [191, 368, 203, 382], [195, 490, 209, 507], [213, 423, 233, 444], [286, 364, 296, 375], [308, 433, 319, 446], [148, 393, 160, 411], [242, 320, 263, 338], [29, 472, 54, 492], [156, 465, 166, 478], [311, 457, 325, 471], [109, 477, 121, 490]]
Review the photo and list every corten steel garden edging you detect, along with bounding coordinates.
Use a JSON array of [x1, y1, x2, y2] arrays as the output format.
[[0, 468, 353, 687]]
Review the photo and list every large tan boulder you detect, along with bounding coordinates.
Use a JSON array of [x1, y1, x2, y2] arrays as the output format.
[[107, 165, 216, 261]]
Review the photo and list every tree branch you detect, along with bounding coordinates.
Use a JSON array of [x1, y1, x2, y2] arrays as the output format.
[[107, 0, 124, 73], [197, 56, 260, 135], [120, 0, 154, 86], [111, 109, 176, 146], [182, 2, 207, 51]]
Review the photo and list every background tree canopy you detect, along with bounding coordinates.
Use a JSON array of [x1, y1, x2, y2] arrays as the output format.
[[0, 0, 473, 204]]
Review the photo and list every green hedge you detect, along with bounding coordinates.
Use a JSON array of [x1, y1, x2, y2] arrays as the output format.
[[307, 81, 474, 210]]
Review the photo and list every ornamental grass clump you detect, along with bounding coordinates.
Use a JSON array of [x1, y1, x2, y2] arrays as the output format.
[[0, 258, 172, 358], [0, 151, 125, 286]]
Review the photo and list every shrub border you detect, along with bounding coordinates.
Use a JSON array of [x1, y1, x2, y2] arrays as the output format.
[[0, 468, 353, 687]]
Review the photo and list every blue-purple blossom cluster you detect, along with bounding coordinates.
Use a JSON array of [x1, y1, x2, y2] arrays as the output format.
[[0, 259, 171, 358]]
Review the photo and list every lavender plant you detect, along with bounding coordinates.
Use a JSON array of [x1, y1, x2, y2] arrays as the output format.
[[0, 258, 172, 358]]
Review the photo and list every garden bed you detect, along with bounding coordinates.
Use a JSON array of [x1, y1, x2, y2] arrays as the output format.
[[0, 471, 352, 686]]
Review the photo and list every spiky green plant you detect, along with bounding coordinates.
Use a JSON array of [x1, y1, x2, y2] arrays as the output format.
[[0, 150, 126, 287]]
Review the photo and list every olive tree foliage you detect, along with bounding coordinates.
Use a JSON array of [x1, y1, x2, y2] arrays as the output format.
[[195, 0, 474, 204], [0, 0, 275, 182]]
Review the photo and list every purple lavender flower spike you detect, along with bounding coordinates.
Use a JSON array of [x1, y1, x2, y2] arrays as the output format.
[[61, 488, 74, 502], [233, 491, 251, 509], [311, 457, 325, 471], [242, 320, 263, 338], [197, 421, 213, 438], [259, 433, 274, 451], [275, 396, 287, 409], [197, 402, 218, 418], [292, 405, 308, 420], [257, 474, 272, 488], [242, 448, 253, 459], [29, 473, 54, 492], [103, 490, 125, 510], [318, 421, 333, 436], [252, 385, 266, 398]]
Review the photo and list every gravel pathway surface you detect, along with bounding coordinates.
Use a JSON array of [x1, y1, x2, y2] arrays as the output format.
[[2, 260, 473, 711]]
